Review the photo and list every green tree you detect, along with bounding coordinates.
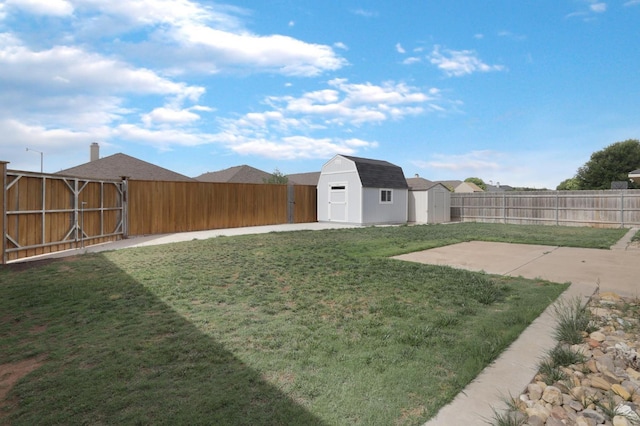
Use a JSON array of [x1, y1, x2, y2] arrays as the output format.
[[464, 177, 486, 190], [263, 168, 289, 184], [556, 178, 580, 191], [575, 139, 640, 189]]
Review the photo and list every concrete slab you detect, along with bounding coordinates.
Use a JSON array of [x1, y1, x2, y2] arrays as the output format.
[[394, 241, 559, 276], [396, 239, 640, 425]]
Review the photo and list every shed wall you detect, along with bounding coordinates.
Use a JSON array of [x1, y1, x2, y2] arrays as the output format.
[[362, 187, 408, 224]]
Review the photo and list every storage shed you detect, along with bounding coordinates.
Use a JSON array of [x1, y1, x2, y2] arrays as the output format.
[[407, 177, 451, 224], [317, 155, 408, 224]]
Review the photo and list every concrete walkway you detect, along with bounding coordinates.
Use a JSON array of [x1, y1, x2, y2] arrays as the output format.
[[391, 227, 639, 426]]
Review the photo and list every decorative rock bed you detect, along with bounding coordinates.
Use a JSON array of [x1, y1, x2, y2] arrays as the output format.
[[505, 292, 640, 426]]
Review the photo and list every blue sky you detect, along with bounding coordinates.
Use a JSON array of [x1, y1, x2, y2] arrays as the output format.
[[1, 0, 639, 188]]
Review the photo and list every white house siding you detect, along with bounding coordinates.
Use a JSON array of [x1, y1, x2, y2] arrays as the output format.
[[317, 157, 362, 223], [361, 187, 408, 224]]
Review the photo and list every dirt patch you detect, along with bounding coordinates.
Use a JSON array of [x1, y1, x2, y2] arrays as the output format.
[[1, 255, 84, 273], [0, 355, 46, 419]]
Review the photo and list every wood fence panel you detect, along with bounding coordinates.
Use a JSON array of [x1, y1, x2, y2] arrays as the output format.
[[3, 171, 124, 263], [293, 185, 317, 223], [451, 190, 640, 228], [127, 181, 307, 236]]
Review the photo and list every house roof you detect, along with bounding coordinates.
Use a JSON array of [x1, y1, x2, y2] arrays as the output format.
[[287, 171, 320, 186], [629, 169, 640, 184], [435, 180, 462, 191], [455, 181, 484, 192], [406, 177, 436, 191], [485, 184, 514, 192], [342, 155, 408, 189], [195, 165, 272, 184], [57, 153, 194, 181]]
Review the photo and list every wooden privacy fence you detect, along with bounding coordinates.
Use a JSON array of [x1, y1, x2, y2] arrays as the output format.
[[1, 163, 125, 263], [126, 180, 317, 236], [1, 163, 317, 263], [451, 190, 640, 228]]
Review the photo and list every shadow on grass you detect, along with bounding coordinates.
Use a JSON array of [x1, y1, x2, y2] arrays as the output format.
[[0, 254, 325, 425]]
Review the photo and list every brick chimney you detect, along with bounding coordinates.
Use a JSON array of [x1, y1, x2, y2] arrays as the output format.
[[90, 142, 99, 162]]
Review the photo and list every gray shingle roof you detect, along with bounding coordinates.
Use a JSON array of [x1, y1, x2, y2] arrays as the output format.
[[56, 153, 194, 181], [287, 171, 320, 186], [406, 177, 436, 191], [342, 155, 408, 189], [195, 165, 272, 183]]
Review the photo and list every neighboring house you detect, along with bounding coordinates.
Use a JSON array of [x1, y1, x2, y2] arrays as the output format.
[[454, 181, 484, 193], [435, 180, 462, 192], [317, 155, 408, 225], [629, 169, 640, 185], [406, 178, 451, 224], [57, 143, 194, 181], [195, 165, 272, 184], [287, 171, 321, 186], [486, 183, 514, 192]]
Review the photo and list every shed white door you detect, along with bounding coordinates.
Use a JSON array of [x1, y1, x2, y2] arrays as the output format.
[[329, 184, 347, 221], [432, 191, 446, 223]]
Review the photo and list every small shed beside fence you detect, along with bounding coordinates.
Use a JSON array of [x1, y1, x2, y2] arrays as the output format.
[[317, 155, 408, 225], [407, 178, 451, 224]]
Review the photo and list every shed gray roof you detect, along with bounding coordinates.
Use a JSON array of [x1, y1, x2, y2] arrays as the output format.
[[57, 153, 194, 181], [342, 155, 408, 189], [406, 177, 436, 191], [287, 171, 320, 186], [195, 165, 272, 183]]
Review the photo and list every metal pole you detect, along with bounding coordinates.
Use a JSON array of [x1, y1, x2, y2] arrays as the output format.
[[26, 148, 44, 173]]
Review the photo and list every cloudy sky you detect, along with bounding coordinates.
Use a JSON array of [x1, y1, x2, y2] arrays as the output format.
[[1, 0, 639, 188]]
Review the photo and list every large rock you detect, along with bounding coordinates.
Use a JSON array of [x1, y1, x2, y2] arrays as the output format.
[[612, 383, 631, 400], [542, 386, 563, 406]]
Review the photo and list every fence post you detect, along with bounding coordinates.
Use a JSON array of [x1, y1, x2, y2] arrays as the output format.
[[503, 193, 507, 224], [121, 176, 129, 238], [0, 161, 7, 264], [621, 190, 625, 228], [287, 184, 295, 224]]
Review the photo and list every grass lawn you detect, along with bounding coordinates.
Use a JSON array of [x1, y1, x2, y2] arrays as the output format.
[[0, 223, 626, 425]]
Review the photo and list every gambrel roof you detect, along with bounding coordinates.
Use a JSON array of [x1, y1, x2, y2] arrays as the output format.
[[342, 155, 408, 189]]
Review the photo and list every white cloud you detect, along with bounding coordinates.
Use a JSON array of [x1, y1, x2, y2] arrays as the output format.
[[416, 151, 502, 173], [566, 1, 608, 19], [206, 79, 441, 159], [56, 0, 346, 77], [141, 107, 205, 127], [402, 57, 421, 65], [625, 0, 640, 5], [352, 9, 378, 18], [0, 34, 204, 100], [229, 135, 378, 160], [174, 25, 346, 76], [6, 0, 74, 16], [396, 43, 406, 54], [429, 45, 505, 77]]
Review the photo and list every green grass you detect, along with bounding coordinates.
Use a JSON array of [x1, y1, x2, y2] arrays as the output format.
[[0, 223, 623, 425]]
